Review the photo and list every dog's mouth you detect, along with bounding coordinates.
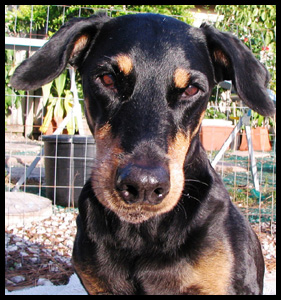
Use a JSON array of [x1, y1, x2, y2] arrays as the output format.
[[91, 123, 191, 224], [91, 164, 184, 224]]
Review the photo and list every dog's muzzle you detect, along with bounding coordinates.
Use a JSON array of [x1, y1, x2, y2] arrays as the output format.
[[116, 162, 170, 205]]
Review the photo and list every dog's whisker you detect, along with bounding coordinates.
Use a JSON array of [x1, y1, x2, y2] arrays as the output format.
[[185, 179, 209, 186], [182, 193, 202, 204], [176, 201, 188, 220]]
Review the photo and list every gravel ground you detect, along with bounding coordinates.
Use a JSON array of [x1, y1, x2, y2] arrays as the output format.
[[5, 206, 276, 294], [5, 207, 77, 291]]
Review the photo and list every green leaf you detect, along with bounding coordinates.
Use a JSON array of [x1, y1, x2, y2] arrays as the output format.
[[252, 111, 259, 119], [54, 97, 64, 119], [39, 96, 55, 133], [55, 72, 66, 98], [258, 114, 264, 127], [64, 90, 74, 114], [42, 81, 53, 106], [64, 90, 78, 134], [251, 22, 257, 30], [265, 31, 272, 45], [253, 8, 259, 17]]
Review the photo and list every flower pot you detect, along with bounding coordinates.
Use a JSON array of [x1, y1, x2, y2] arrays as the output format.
[[42, 135, 95, 207], [199, 119, 235, 151], [239, 127, 272, 151], [43, 117, 68, 135]]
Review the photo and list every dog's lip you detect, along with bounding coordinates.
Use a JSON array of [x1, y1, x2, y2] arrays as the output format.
[[118, 209, 152, 224], [98, 188, 165, 223]]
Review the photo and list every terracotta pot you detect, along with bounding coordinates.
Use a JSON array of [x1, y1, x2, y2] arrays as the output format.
[[199, 119, 234, 151], [239, 127, 271, 151]]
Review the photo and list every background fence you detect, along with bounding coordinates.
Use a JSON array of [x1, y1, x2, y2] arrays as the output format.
[[5, 5, 276, 291]]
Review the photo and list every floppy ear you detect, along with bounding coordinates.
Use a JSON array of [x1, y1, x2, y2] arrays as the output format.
[[10, 13, 110, 91], [200, 23, 275, 117]]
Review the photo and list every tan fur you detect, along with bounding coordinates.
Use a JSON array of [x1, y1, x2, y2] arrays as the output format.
[[137, 241, 233, 295], [92, 108, 205, 225], [214, 49, 229, 66], [71, 34, 89, 58], [174, 68, 190, 89], [115, 54, 133, 75], [191, 110, 206, 140], [180, 241, 233, 295], [73, 263, 110, 295], [91, 123, 191, 224]]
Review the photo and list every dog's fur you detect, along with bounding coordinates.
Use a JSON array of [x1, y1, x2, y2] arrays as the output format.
[[11, 13, 275, 295]]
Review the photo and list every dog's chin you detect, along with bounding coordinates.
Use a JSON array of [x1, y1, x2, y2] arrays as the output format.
[[106, 205, 164, 224], [117, 209, 155, 224]]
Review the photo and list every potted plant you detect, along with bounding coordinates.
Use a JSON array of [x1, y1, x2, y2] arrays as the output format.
[[239, 111, 274, 151], [200, 89, 235, 151], [39, 71, 80, 135], [214, 6, 276, 152], [200, 117, 235, 151], [40, 70, 95, 207]]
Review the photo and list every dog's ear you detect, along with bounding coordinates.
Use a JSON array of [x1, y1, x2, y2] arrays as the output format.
[[10, 13, 110, 91], [200, 23, 275, 117]]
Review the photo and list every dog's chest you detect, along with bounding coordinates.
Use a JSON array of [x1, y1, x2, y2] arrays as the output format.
[[103, 242, 232, 295]]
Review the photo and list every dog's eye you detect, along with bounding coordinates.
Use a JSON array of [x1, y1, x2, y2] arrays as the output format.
[[184, 85, 199, 97], [100, 74, 116, 91]]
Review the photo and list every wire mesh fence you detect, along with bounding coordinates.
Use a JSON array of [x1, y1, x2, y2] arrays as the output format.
[[5, 4, 276, 231]]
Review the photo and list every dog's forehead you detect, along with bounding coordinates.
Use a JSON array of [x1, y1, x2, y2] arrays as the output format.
[[93, 14, 207, 65], [106, 13, 191, 36]]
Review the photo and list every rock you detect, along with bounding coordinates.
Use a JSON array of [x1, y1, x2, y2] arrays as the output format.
[[20, 251, 28, 257], [7, 245, 18, 252], [16, 242, 27, 248], [14, 262, 22, 269], [10, 275, 25, 284], [37, 278, 53, 286], [29, 257, 39, 264], [5, 233, 10, 247], [29, 247, 39, 254]]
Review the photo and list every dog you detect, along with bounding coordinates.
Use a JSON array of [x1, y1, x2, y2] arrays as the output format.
[[11, 12, 275, 295]]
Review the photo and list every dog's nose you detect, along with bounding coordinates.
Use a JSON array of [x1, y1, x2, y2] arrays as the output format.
[[116, 163, 170, 205]]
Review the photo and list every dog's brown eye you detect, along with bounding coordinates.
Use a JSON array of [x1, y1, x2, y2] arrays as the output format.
[[184, 85, 199, 96], [100, 74, 116, 90]]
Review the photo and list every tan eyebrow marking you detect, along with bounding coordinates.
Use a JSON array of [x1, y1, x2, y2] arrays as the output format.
[[174, 68, 190, 89], [115, 54, 133, 75]]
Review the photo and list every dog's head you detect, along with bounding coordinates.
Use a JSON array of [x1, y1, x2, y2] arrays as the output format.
[[11, 13, 275, 223]]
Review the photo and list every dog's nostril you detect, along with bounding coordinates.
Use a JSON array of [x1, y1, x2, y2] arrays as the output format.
[[118, 184, 139, 203], [154, 188, 164, 197], [116, 164, 170, 205]]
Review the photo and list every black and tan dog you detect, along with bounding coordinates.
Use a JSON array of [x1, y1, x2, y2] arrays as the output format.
[[11, 13, 275, 295]]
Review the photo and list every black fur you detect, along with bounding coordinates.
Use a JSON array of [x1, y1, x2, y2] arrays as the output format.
[[11, 13, 274, 295]]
